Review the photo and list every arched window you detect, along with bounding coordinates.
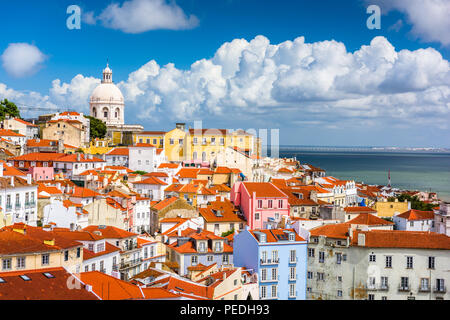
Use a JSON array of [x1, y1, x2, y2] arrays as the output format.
[[103, 107, 109, 119], [93, 107, 97, 117], [115, 108, 120, 118], [193, 152, 197, 160], [202, 152, 206, 162]]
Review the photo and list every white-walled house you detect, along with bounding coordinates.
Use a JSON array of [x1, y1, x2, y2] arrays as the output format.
[[0, 175, 38, 226], [42, 199, 89, 230], [307, 224, 450, 300], [129, 144, 157, 173], [53, 153, 105, 179], [2, 118, 39, 140], [132, 176, 167, 201], [434, 202, 450, 236], [133, 196, 151, 234], [105, 148, 129, 167], [394, 209, 435, 232]]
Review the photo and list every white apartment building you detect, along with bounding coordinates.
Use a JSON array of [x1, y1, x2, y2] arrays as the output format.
[[133, 196, 151, 233], [393, 209, 435, 232], [129, 144, 157, 173], [434, 202, 450, 236], [307, 224, 450, 300], [2, 118, 39, 140], [0, 175, 38, 226]]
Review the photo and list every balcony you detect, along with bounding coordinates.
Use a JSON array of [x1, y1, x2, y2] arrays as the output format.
[[15, 203, 21, 210], [5, 204, 12, 212], [260, 258, 279, 265], [367, 284, 389, 291], [289, 257, 298, 264], [99, 268, 107, 274], [418, 286, 430, 292], [398, 285, 410, 292], [433, 286, 446, 293], [112, 264, 119, 272], [120, 258, 143, 269]]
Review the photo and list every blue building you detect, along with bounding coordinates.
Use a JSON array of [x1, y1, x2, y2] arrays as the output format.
[[233, 228, 307, 300]]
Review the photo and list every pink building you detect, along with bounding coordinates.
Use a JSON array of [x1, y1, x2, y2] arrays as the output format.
[[28, 167, 54, 181], [230, 182, 290, 229]]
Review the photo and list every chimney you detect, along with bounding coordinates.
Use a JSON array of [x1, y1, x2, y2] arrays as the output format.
[[177, 228, 181, 237], [27, 173, 32, 185], [0, 162, 3, 177], [10, 176, 14, 187], [223, 272, 226, 281], [77, 153, 81, 162]]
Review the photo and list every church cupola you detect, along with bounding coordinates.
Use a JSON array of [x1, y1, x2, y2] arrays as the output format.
[[102, 63, 113, 83]]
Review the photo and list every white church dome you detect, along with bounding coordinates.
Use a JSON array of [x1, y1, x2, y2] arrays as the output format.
[[90, 82, 124, 103]]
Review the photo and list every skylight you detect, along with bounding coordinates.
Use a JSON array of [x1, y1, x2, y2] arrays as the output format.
[[20, 275, 31, 281], [0, 277, 5, 283], [43, 272, 54, 278]]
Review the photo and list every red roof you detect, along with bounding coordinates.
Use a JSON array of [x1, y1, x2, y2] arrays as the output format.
[[107, 148, 129, 156], [0, 268, 98, 300], [242, 182, 288, 198], [249, 229, 305, 243], [11, 118, 38, 127], [71, 186, 100, 198], [0, 129, 25, 137], [151, 197, 180, 211], [55, 154, 104, 163], [133, 176, 167, 185], [83, 242, 121, 260], [80, 271, 178, 300], [83, 225, 137, 239], [348, 214, 394, 226], [396, 209, 435, 221], [344, 206, 377, 213]]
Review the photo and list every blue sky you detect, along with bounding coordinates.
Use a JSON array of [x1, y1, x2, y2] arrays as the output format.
[[1, 0, 449, 147]]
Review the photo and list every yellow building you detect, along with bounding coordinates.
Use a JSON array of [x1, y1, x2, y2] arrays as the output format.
[[164, 124, 186, 162], [185, 127, 256, 164], [42, 119, 87, 148], [0, 225, 84, 274], [133, 131, 166, 148], [81, 138, 113, 155], [372, 198, 410, 218]]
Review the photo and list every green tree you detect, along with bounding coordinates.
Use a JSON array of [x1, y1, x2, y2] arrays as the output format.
[[84, 115, 106, 140], [0, 99, 20, 121], [132, 171, 148, 175], [221, 229, 235, 237], [396, 194, 434, 211]]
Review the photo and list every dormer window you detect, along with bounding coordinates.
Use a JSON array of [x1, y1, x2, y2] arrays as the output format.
[[260, 233, 266, 243], [198, 241, 206, 253], [289, 233, 295, 241], [214, 241, 222, 252]]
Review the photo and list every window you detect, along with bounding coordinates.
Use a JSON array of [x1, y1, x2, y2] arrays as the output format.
[[84, 265, 89, 272], [308, 248, 315, 257], [257, 200, 262, 209], [420, 278, 429, 291], [191, 255, 198, 265], [255, 212, 260, 220], [319, 251, 325, 263], [369, 254, 376, 262], [17, 257, 25, 269], [272, 250, 278, 262], [385, 256, 392, 268], [307, 287, 312, 293], [400, 277, 409, 290], [290, 250, 296, 263], [290, 284, 296, 297], [336, 253, 342, 264], [368, 294, 375, 300], [268, 200, 273, 208], [435, 278, 445, 292], [289, 267, 296, 280], [271, 285, 277, 298], [223, 254, 229, 263], [406, 256, 413, 269], [337, 290, 342, 297], [381, 296, 387, 300], [278, 200, 283, 208], [428, 256, 435, 269], [317, 272, 324, 281], [91, 263, 96, 271], [275, 212, 280, 221], [337, 276, 342, 282], [307, 271, 313, 279], [199, 241, 206, 253], [2, 259, 11, 271], [261, 269, 267, 281], [272, 268, 278, 281], [170, 139, 174, 145], [381, 276, 388, 289], [100, 261, 104, 272], [64, 250, 69, 261], [261, 286, 267, 298], [42, 254, 49, 266]]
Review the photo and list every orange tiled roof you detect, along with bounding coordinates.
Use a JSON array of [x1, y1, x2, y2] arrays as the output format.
[[158, 163, 180, 169], [0, 129, 25, 137], [249, 229, 305, 243], [344, 206, 377, 213], [83, 225, 137, 239], [396, 209, 435, 221], [83, 242, 121, 260], [242, 182, 288, 198], [71, 186, 100, 198], [0, 268, 98, 300], [0, 160, 26, 176], [199, 198, 244, 223], [176, 168, 199, 179], [151, 196, 180, 211], [8, 152, 66, 162], [11, 118, 38, 127], [55, 154, 104, 163], [107, 148, 129, 156], [353, 230, 450, 250], [133, 176, 167, 185], [348, 214, 394, 226]]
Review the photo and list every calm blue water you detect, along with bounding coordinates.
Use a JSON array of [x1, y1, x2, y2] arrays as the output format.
[[278, 148, 450, 201]]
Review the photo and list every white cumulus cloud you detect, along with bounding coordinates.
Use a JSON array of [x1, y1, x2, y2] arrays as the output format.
[[91, 0, 199, 33], [1, 43, 47, 78]]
